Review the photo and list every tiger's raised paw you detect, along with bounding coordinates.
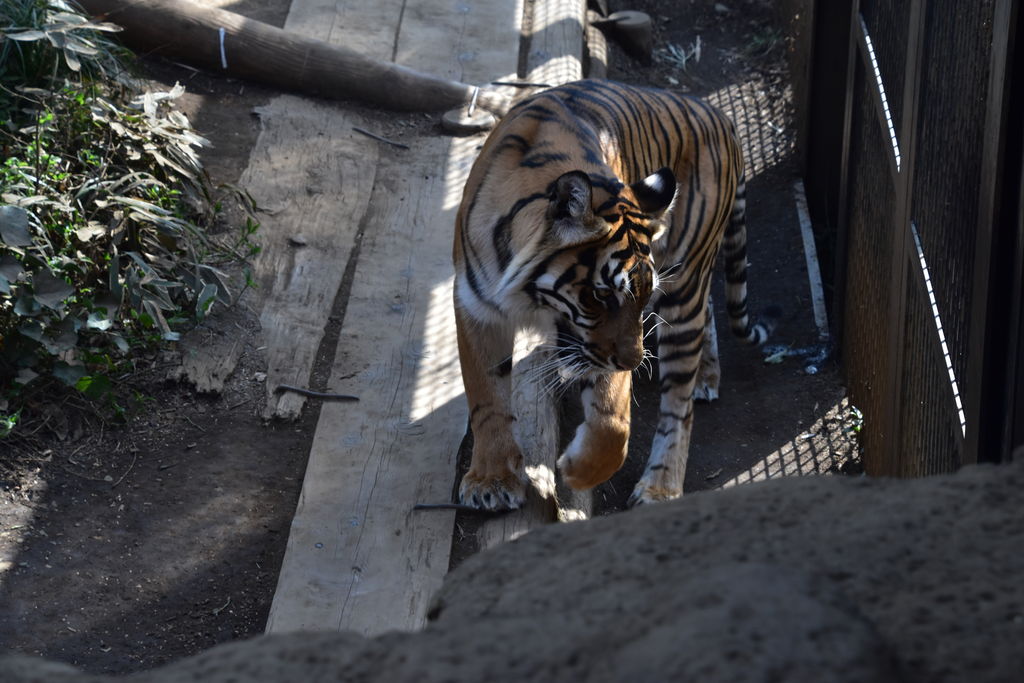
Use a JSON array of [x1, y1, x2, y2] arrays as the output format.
[[557, 427, 628, 490], [459, 469, 527, 511]]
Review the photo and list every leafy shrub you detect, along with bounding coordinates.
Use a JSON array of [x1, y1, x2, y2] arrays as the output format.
[[0, 0, 125, 87], [0, 1, 257, 428]]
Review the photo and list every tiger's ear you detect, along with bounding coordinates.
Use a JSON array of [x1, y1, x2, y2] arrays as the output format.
[[547, 171, 600, 244], [630, 167, 677, 217]]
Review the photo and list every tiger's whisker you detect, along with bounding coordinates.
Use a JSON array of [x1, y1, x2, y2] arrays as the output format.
[[644, 321, 669, 340], [657, 262, 684, 280]]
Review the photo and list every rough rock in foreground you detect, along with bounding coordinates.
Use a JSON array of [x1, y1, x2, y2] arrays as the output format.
[[3, 461, 1022, 682]]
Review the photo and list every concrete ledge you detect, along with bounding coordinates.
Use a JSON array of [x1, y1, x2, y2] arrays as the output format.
[[4, 460, 1022, 682]]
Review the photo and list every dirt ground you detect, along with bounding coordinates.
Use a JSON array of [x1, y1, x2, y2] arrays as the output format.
[[0, 0, 857, 675]]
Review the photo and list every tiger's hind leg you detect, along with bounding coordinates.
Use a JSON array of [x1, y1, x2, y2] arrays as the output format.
[[692, 297, 721, 402]]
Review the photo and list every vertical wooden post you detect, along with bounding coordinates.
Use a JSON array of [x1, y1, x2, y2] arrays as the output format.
[[966, 0, 1021, 465], [475, 0, 590, 552]]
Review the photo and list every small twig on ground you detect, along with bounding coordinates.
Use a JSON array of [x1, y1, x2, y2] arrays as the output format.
[[351, 126, 410, 150], [23, 409, 55, 437], [226, 397, 253, 410], [58, 465, 112, 483], [212, 597, 231, 616], [111, 448, 138, 488], [413, 502, 510, 516], [184, 416, 207, 432], [117, 362, 180, 379], [168, 60, 202, 73], [491, 80, 552, 88], [2, 437, 45, 460], [275, 384, 359, 402]]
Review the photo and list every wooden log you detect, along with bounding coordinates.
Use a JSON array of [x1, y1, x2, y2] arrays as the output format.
[[528, 0, 587, 86], [475, 0, 590, 552], [525, 0, 592, 523], [76, 0, 509, 114]]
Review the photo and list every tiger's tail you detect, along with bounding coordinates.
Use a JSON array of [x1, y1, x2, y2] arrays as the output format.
[[722, 176, 777, 345]]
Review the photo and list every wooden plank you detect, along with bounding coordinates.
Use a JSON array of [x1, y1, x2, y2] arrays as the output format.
[[398, 0, 523, 83], [267, 0, 522, 634], [476, 0, 589, 551], [265, 142, 465, 634], [200, 0, 400, 419], [285, 0, 398, 59], [245, 98, 378, 419], [252, 0, 395, 419], [166, 0, 390, 402]]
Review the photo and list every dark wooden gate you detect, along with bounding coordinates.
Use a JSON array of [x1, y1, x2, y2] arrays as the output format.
[[800, 0, 1023, 474]]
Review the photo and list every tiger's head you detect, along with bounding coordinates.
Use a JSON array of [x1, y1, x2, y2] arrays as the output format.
[[530, 168, 677, 375]]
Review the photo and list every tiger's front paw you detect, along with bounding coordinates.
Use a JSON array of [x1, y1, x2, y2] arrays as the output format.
[[557, 425, 628, 490], [459, 467, 527, 511]]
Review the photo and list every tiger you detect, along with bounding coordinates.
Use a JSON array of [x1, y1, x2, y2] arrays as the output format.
[[452, 79, 772, 511]]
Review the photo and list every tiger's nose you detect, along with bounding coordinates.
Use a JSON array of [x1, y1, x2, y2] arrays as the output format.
[[611, 344, 644, 371]]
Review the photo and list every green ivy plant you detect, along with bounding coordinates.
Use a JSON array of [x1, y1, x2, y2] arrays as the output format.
[[0, 1, 258, 430]]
